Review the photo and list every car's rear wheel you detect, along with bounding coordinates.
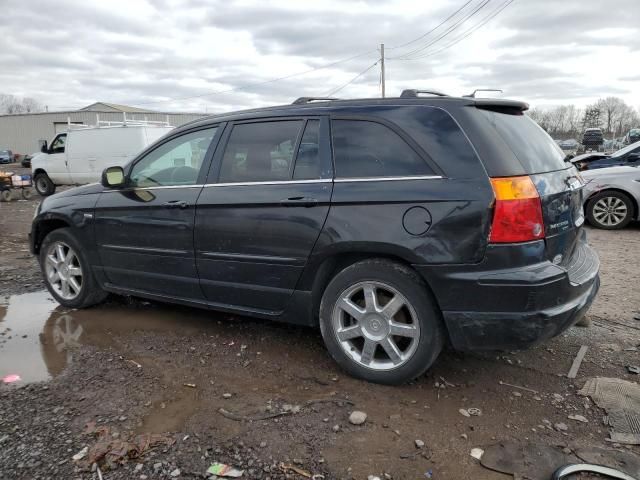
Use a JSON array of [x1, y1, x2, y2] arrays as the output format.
[[586, 191, 633, 230], [319, 259, 444, 385], [40, 228, 108, 308], [34, 172, 56, 196]]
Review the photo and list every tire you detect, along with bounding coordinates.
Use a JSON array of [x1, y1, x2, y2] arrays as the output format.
[[39, 228, 108, 308], [1, 189, 11, 202], [34, 172, 56, 196], [586, 191, 634, 230], [21, 188, 33, 200], [319, 259, 445, 385]]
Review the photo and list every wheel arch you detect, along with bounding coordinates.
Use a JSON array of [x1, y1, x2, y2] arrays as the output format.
[[33, 217, 72, 254], [585, 188, 638, 220]]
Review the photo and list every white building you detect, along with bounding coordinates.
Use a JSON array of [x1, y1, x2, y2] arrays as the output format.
[[0, 102, 206, 154]]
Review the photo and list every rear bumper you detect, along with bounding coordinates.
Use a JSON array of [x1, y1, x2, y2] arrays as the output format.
[[415, 237, 600, 351]]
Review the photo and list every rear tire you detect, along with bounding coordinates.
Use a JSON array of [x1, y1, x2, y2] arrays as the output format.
[[319, 259, 444, 385], [1, 189, 11, 202], [21, 188, 33, 200], [586, 191, 633, 230], [34, 172, 56, 196], [40, 228, 108, 308]]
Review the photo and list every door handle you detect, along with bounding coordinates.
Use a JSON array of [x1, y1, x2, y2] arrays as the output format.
[[280, 196, 318, 207], [162, 200, 189, 209]]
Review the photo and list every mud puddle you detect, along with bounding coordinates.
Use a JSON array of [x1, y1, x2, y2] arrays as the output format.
[[0, 290, 228, 384]]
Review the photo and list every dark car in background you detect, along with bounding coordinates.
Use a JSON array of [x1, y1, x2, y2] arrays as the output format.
[[572, 140, 640, 171], [30, 92, 600, 384], [582, 128, 604, 149], [0, 149, 13, 164], [625, 128, 640, 145]]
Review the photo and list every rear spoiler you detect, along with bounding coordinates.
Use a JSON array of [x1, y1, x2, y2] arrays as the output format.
[[472, 98, 529, 113]]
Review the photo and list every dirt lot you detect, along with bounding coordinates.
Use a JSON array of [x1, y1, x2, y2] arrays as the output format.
[[1, 168, 639, 480]]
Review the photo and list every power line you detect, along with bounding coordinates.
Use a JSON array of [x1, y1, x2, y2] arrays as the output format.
[[389, 0, 493, 60], [325, 61, 379, 97], [396, 0, 516, 60], [386, 0, 475, 50], [134, 50, 378, 106]]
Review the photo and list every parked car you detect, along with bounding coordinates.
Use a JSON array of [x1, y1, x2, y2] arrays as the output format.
[[0, 149, 13, 164], [582, 128, 604, 149], [582, 164, 640, 229], [559, 139, 579, 151], [31, 121, 174, 196], [571, 140, 640, 171], [30, 92, 600, 384], [624, 128, 640, 145]]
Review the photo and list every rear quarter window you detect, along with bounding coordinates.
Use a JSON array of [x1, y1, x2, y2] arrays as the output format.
[[479, 109, 568, 174]]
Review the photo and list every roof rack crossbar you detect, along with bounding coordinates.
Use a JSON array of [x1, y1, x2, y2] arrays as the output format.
[[399, 89, 448, 98], [292, 97, 339, 105], [463, 88, 503, 98]]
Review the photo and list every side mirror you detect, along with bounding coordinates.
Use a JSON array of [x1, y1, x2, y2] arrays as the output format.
[[39, 140, 48, 153], [101, 166, 125, 188]]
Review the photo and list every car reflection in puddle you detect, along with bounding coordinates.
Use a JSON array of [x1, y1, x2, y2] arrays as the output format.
[[0, 290, 226, 384]]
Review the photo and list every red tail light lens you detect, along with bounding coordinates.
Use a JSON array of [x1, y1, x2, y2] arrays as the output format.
[[489, 176, 545, 243]]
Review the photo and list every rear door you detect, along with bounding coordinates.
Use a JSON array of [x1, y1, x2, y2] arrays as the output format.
[[194, 117, 332, 313]]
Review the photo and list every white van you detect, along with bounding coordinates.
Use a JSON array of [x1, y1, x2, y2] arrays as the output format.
[[31, 120, 174, 196]]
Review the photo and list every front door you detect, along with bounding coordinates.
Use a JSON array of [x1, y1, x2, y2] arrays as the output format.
[[45, 133, 72, 184], [195, 117, 333, 313], [94, 126, 220, 299]]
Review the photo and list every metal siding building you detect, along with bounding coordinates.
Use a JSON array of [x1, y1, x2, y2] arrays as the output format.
[[0, 102, 207, 154]]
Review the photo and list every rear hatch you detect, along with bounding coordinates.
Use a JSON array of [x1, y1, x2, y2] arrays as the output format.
[[474, 107, 585, 266]]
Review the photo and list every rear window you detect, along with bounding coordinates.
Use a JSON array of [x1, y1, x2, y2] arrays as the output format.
[[479, 110, 567, 174]]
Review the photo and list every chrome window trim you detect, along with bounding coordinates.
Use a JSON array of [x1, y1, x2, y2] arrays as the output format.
[[334, 175, 443, 183], [203, 179, 331, 188], [102, 184, 205, 192]]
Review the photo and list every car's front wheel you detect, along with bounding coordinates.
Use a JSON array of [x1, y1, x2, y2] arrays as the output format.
[[34, 172, 56, 196], [586, 191, 634, 230], [319, 259, 444, 385], [40, 228, 108, 308]]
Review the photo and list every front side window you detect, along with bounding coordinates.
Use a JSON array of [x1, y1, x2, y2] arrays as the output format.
[[51, 134, 66, 154], [129, 127, 217, 187], [219, 121, 304, 183], [331, 120, 433, 178]]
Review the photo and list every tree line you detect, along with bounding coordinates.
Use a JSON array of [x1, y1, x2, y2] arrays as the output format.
[[0, 94, 44, 115], [528, 97, 640, 140]]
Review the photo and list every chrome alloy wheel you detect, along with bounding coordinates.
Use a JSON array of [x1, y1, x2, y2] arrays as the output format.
[[331, 281, 420, 371], [593, 196, 628, 227], [44, 242, 83, 300]]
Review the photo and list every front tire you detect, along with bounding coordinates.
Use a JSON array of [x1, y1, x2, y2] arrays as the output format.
[[586, 191, 633, 230], [40, 228, 108, 308], [34, 172, 56, 196], [319, 259, 444, 385]]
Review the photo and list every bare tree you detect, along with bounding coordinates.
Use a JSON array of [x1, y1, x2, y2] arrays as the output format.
[[0, 94, 44, 114]]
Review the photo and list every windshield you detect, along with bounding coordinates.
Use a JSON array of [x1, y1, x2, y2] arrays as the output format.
[[612, 140, 640, 158]]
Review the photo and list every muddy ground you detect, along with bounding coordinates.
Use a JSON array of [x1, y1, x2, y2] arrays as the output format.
[[1, 167, 639, 480]]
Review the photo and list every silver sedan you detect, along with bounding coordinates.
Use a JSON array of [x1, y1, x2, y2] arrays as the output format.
[[581, 165, 640, 229]]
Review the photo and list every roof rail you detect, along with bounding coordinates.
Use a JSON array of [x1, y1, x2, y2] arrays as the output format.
[[399, 89, 448, 98], [463, 88, 503, 98], [292, 97, 339, 105]]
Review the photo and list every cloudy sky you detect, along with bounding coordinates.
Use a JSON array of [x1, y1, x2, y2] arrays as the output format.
[[1, 0, 639, 113]]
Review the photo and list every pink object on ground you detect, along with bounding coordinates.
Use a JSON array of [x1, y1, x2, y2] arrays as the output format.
[[2, 374, 21, 383]]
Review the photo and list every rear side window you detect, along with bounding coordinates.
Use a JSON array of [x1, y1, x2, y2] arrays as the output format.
[[479, 110, 567, 174], [219, 121, 303, 183], [293, 120, 321, 180], [331, 120, 434, 178]]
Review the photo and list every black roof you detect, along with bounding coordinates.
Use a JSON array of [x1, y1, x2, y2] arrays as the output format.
[[177, 95, 529, 132]]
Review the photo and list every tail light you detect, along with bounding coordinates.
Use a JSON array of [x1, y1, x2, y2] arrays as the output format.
[[489, 176, 545, 243]]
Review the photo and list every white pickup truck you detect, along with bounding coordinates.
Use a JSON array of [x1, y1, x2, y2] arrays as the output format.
[[32, 121, 174, 196]]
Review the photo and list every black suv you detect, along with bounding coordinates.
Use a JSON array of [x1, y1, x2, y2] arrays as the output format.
[[30, 92, 600, 384], [582, 128, 604, 149]]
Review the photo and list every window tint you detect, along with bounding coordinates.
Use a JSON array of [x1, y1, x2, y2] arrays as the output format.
[[331, 120, 433, 178], [219, 121, 303, 183], [293, 120, 321, 180], [129, 127, 216, 187], [479, 110, 567, 174]]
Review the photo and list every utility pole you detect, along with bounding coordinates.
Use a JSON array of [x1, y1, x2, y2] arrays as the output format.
[[380, 43, 386, 98]]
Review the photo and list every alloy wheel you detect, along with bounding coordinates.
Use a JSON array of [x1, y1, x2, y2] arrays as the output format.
[[592, 196, 628, 227], [331, 281, 420, 371], [44, 241, 83, 300]]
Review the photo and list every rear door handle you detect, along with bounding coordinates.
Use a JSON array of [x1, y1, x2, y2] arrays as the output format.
[[162, 200, 189, 209], [280, 196, 318, 207]]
